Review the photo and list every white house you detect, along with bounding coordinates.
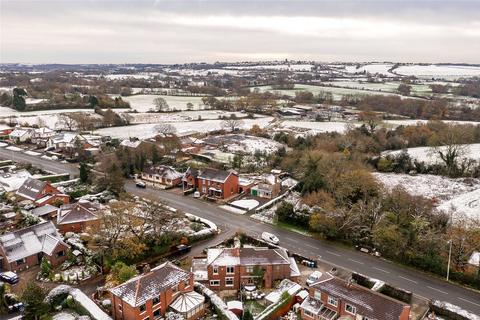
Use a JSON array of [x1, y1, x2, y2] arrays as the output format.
[[9, 128, 33, 143]]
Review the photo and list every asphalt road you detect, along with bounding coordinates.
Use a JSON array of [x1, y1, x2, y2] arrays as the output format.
[[126, 183, 480, 315], [1, 147, 479, 315], [0, 147, 79, 177]]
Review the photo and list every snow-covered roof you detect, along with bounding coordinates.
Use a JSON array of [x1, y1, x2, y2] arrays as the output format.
[[110, 261, 191, 307], [227, 300, 243, 311], [468, 251, 480, 267], [206, 247, 291, 267], [170, 291, 205, 313], [265, 279, 302, 304], [0, 221, 67, 262], [0, 170, 32, 192], [143, 165, 183, 180], [119, 139, 141, 148], [31, 204, 58, 217], [57, 201, 101, 225], [16, 178, 48, 201], [9, 129, 32, 138]]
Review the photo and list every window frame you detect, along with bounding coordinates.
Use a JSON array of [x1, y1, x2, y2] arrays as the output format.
[[345, 303, 356, 315], [213, 266, 219, 275], [226, 266, 234, 274], [225, 277, 234, 287], [327, 296, 338, 307], [210, 280, 220, 286]]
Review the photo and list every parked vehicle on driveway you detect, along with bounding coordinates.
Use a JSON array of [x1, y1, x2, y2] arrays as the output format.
[[193, 191, 200, 198], [0, 271, 19, 285], [261, 232, 279, 245], [306, 271, 323, 286], [135, 181, 146, 188]]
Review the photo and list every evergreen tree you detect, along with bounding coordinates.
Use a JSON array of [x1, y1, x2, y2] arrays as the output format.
[[79, 162, 90, 183], [21, 281, 49, 320]]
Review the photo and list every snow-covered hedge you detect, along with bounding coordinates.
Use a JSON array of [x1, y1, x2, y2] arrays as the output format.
[[194, 282, 239, 320]]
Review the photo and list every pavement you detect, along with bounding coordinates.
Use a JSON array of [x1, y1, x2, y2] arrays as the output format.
[[1, 146, 480, 315]]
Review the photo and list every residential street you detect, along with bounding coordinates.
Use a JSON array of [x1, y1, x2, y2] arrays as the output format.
[[1, 148, 480, 315]]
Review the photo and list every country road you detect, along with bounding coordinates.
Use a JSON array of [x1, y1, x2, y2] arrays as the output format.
[[1, 147, 480, 315]]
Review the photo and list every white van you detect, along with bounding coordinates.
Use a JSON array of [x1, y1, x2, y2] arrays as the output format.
[[306, 271, 323, 286], [261, 232, 279, 245]]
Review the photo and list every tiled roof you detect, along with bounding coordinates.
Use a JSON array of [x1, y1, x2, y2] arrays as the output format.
[[198, 168, 236, 183], [0, 221, 67, 262], [31, 204, 58, 217], [109, 261, 191, 307], [207, 247, 290, 266], [143, 165, 182, 180], [57, 201, 101, 225], [16, 178, 47, 201], [311, 276, 408, 320]]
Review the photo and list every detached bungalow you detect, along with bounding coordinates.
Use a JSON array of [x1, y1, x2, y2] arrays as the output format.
[[9, 128, 33, 143], [141, 165, 183, 189], [16, 178, 70, 206], [57, 200, 102, 234], [0, 221, 69, 272]]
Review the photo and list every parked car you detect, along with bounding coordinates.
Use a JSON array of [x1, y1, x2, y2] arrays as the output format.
[[261, 232, 279, 245], [135, 181, 146, 188], [0, 271, 19, 285], [4, 294, 24, 313], [306, 271, 323, 286], [193, 191, 200, 198]]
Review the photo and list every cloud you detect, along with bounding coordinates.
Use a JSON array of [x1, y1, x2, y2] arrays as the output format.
[[1, 0, 479, 63]]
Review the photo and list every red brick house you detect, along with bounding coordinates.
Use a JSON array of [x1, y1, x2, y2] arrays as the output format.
[[110, 261, 205, 320], [56, 200, 102, 234], [193, 247, 300, 290], [300, 273, 411, 320], [0, 221, 69, 272], [15, 178, 70, 206], [197, 168, 239, 200], [182, 167, 200, 193]]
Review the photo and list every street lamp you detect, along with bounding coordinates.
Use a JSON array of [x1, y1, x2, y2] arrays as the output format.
[[446, 239, 453, 281]]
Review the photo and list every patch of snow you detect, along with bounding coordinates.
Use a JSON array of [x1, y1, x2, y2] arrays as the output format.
[[230, 199, 259, 210], [219, 205, 247, 215]]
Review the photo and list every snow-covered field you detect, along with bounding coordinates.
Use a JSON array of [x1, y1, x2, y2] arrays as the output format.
[[220, 135, 284, 154], [126, 110, 246, 124], [228, 64, 313, 71], [394, 64, 480, 79], [383, 144, 480, 164], [344, 63, 396, 76], [383, 119, 480, 127], [374, 172, 480, 219], [95, 117, 275, 139], [117, 94, 205, 112], [279, 120, 359, 135]]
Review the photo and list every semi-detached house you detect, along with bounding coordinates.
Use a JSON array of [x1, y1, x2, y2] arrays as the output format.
[[300, 272, 410, 320], [109, 261, 205, 320], [193, 247, 300, 290], [197, 168, 239, 200]]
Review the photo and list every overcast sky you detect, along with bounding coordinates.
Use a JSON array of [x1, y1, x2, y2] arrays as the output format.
[[1, 0, 479, 64]]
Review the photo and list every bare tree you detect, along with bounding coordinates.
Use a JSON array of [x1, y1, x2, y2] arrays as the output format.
[[55, 114, 76, 131], [221, 118, 244, 132], [154, 123, 177, 135], [153, 97, 169, 112]]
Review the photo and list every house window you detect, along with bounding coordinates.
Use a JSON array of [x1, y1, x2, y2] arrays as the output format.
[[149, 175, 153, 178], [56, 250, 65, 258], [153, 296, 160, 306], [210, 280, 220, 286], [303, 309, 315, 318], [345, 304, 356, 315], [16, 258, 25, 266], [139, 304, 146, 313], [118, 305, 122, 312], [153, 309, 161, 319], [314, 290, 321, 300], [327, 296, 338, 307], [246, 266, 253, 273], [172, 284, 178, 293], [202, 186, 206, 193], [213, 266, 219, 275], [184, 280, 190, 289], [226, 266, 234, 274], [225, 277, 234, 287]]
